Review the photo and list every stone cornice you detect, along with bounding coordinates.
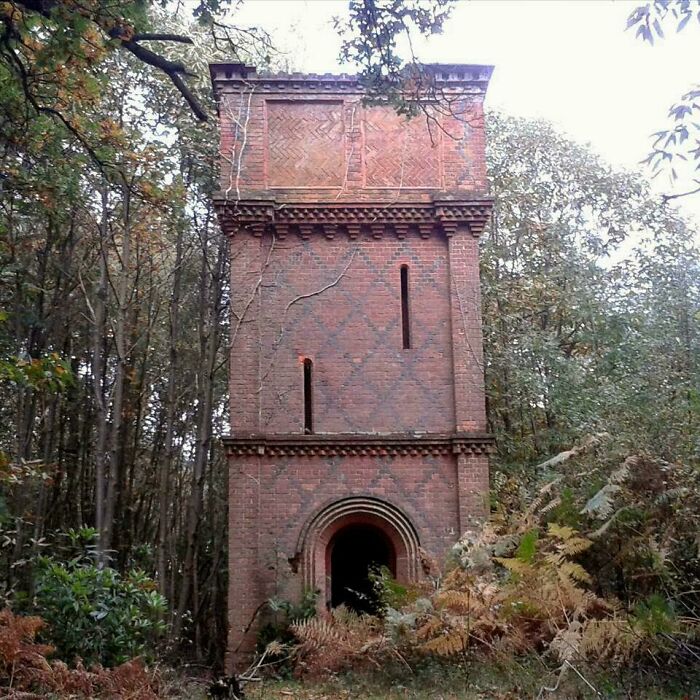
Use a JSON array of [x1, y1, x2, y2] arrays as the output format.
[[222, 433, 495, 458], [213, 197, 493, 239], [209, 63, 494, 99]]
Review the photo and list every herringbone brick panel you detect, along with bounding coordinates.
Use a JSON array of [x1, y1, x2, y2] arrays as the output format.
[[365, 109, 441, 188], [267, 101, 345, 187]]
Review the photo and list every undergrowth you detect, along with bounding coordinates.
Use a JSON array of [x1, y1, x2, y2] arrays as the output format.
[[244, 658, 700, 699], [266, 443, 700, 697], [0, 608, 163, 699]]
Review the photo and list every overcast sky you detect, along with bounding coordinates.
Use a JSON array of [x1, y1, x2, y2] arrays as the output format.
[[235, 0, 700, 226]]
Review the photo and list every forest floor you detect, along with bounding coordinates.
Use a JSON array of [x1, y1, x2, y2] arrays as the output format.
[[171, 661, 700, 700]]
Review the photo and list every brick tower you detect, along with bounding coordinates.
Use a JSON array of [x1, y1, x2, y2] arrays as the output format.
[[210, 63, 494, 670]]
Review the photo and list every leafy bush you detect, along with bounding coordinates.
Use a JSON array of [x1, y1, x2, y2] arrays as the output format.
[[257, 589, 318, 654], [0, 608, 162, 699], [34, 554, 167, 667]]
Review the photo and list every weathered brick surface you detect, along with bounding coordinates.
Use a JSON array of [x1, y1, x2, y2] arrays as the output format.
[[448, 228, 488, 432], [267, 101, 346, 188], [230, 231, 456, 434], [364, 108, 440, 188], [212, 65, 494, 672], [217, 89, 488, 199]]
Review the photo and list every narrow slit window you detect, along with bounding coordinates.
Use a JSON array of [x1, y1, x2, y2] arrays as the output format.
[[400, 265, 411, 349], [303, 358, 313, 434]]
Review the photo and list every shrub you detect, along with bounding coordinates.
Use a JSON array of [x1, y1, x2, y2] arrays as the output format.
[[257, 589, 318, 652], [0, 608, 162, 699], [34, 554, 167, 667], [289, 445, 700, 681]]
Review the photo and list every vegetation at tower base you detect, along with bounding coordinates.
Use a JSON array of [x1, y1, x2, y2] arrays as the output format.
[[287, 448, 699, 685]]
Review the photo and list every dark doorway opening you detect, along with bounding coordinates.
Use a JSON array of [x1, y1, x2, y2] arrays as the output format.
[[329, 524, 396, 614]]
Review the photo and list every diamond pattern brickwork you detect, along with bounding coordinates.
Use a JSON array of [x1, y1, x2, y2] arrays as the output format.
[[226, 449, 489, 660], [228, 229, 455, 435], [215, 67, 494, 671]]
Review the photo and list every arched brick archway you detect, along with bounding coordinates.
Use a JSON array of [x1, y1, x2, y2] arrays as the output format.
[[297, 496, 420, 609]]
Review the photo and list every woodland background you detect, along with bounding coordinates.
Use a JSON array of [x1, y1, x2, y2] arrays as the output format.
[[0, 0, 699, 696]]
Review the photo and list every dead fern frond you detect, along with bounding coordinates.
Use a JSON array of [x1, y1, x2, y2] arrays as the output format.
[[290, 617, 344, 650], [559, 561, 592, 586], [580, 617, 641, 664], [547, 523, 576, 541], [434, 589, 474, 613], [550, 621, 583, 662], [495, 557, 531, 576], [0, 609, 161, 698], [416, 616, 443, 640], [421, 631, 467, 656]]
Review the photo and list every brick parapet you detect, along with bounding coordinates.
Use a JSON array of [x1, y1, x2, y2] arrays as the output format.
[[209, 63, 493, 96], [211, 63, 492, 202]]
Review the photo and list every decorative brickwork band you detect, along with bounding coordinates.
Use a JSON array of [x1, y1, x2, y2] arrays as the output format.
[[214, 198, 493, 239], [296, 496, 421, 606], [222, 433, 494, 458]]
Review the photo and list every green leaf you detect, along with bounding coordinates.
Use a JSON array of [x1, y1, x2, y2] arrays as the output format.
[[516, 529, 539, 563]]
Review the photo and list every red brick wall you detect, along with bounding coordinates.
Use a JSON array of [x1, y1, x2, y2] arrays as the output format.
[[215, 67, 493, 671], [217, 92, 487, 200], [226, 451, 487, 659], [229, 230, 457, 435]]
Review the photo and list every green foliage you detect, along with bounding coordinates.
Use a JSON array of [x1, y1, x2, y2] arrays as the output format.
[[484, 112, 700, 468], [336, 0, 455, 114], [257, 589, 318, 656], [633, 594, 677, 635], [0, 352, 72, 392], [369, 565, 411, 611], [34, 552, 167, 667], [515, 528, 538, 563], [627, 1, 700, 191]]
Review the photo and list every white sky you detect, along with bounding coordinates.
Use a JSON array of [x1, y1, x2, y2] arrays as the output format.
[[234, 0, 700, 227]]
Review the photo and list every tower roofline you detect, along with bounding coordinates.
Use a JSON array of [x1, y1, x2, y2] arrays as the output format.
[[209, 62, 494, 98]]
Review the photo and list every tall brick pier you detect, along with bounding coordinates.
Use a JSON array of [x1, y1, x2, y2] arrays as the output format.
[[209, 63, 494, 670]]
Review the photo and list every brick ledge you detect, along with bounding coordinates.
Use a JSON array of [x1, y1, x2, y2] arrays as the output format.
[[222, 432, 495, 457], [213, 197, 493, 239]]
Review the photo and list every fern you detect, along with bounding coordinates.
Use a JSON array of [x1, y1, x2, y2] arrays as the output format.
[[291, 617, 344, 650], [559, 561, 593, 585], [495, 557, 532, 576], [580, 618, 641, 663], [421, 631, 467, 656], [416, 616, 443, 640], [581, 456, 634, 518], [547, 523, 576, 541], [435, 590, 473, 613], [290, 607, 390, 674], [549, 621, 583, 662]]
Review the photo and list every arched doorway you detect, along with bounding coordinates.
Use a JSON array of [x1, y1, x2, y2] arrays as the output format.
[[296, 496, 420, 612], [328, 523, 396, 613]]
